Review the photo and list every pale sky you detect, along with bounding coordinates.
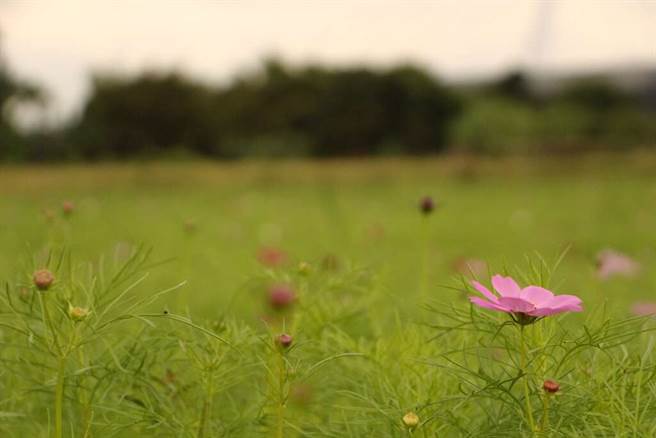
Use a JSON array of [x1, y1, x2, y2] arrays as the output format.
[[1, 0, 655, 121]]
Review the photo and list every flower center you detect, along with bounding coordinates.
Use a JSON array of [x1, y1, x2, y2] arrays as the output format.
[[514, 312, 538, 326]]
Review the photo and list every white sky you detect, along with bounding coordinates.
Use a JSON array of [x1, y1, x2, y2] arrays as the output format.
[[1, 0, 655, 120]]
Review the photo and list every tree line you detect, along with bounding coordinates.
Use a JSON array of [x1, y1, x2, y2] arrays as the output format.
[[2, 55, 655, 161]]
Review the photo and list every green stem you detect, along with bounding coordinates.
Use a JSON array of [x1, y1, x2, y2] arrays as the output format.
[[540, 393, 551, 434], [419, 217, 430, 299], [196, 369, 214, 438], [38, 292, 62, 355], [520, 326, 536, 434], [276, 351, 285, 438], [55, 356, 66, 438], [73, 325, 91, 437]]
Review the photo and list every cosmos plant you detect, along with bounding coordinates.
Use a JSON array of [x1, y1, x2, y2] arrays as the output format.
[[468, 274, 583, 434]]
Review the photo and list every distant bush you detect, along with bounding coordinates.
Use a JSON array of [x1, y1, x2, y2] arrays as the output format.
[[68, 73, 219, 159], [452, 98, 540, 154], [0, 60, 42, 161], [64, 60, 462, 159], [452, 77, 656, 154]]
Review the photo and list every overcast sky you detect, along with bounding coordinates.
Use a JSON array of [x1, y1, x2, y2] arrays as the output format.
[[1, 0, 655, 120]]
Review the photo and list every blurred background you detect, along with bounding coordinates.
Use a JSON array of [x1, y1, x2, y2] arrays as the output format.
[[1, 0, 655, 161], [1, 0, 656, 320]]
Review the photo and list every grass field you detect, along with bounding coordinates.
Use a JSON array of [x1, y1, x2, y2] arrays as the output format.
[[1, 154, 656, 436]]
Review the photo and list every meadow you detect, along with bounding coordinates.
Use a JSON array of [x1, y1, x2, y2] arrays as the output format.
[[1, 153, 656, 437]]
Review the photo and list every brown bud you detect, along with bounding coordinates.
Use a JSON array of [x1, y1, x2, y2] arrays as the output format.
[[62, 201, 75, 216], [419, 196, 435, 215], [33, 269, 55, 291], [543, 379, 560, 394]]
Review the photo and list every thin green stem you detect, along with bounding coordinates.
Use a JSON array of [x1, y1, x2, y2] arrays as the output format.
[[72, 324, 91, 437], [39, 292, 67, 438], [196, 368, 214, 438], [54, 356, 66, 438], [38, 292, 62, 355], [276, 351, 285, 438], [520, 326, 536, 434], [540, 393, 551, 434], [419, 217, 430, 299]]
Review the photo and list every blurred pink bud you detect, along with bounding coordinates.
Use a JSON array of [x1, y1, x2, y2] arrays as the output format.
[[257, 247, 287, 268], [268, 284, 295, 310], [631, 302, 656, 317], [277, 333, 293, 348], [62, 201, 75, 216], [596, 249, 640, 280]]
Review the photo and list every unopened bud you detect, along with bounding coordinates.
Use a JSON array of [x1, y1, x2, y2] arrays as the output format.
[[402, 412, 420, 429], [33, 269, 55, 291], [269, 284, 296, 310], [277, 333, 293, 348], [297, 261, 311, 276], [62, 201, 75, 216], [543, 379, 560, 394], [68, 305, 90, 322], [419, 196, 435, 215]]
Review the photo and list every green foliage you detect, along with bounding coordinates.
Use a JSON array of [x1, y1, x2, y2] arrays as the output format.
[[65, 61, 461, 159], [0, 59, 42, 161], [69, 73, 220, 159], [1, 159, 656, 435], [452, 97, 540, 154]]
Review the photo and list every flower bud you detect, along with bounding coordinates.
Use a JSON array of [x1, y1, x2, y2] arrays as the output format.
[[68, 305, 90, 322], [62, 201, 75, 216], [543, 379, 560, 394], [297, 261, 311, 276], [19, 287, 30, 301], [43, 209, 55, 222], [33, 269, 55, 291], [402, 411, 420, 429], [257, 247, 287, 268], [419, 196, 435, 215], [183, 219, 197, 233], [268, 284, 296, 310], [277, 333, 293, 348]]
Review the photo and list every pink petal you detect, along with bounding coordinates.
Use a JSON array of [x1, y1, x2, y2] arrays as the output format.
[[471, 281, 499, 303], [520, 286, 555, 307], [497, 297, 535, 313], [528, 307, 560, 316], [547, 294, 582, 308], [529, 304, 582, 316], [492, 275, 521, 298], [469, 296, 511, 313]]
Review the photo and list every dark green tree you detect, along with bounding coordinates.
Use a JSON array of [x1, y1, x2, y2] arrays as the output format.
[[0, 31, 42, 160], [70, 72, 219, 158]]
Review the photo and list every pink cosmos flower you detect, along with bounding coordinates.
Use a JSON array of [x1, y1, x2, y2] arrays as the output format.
[[469, 275, 583, 321]]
